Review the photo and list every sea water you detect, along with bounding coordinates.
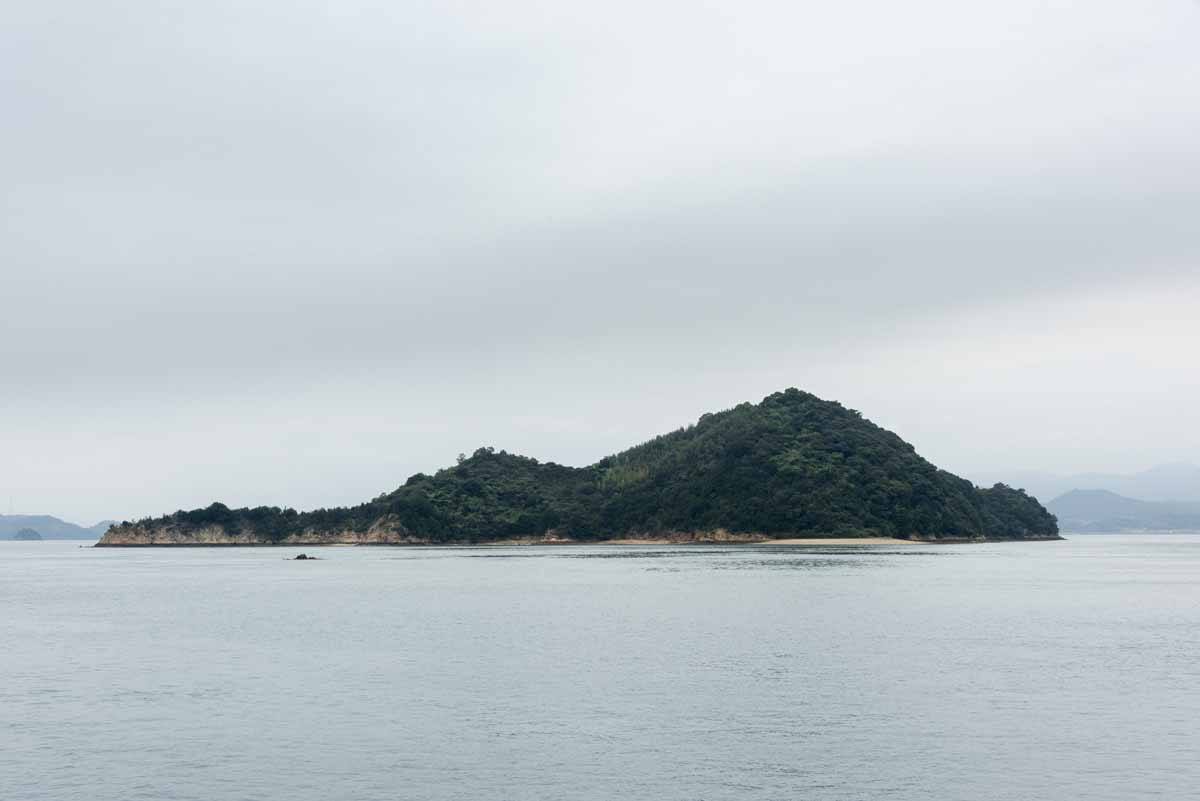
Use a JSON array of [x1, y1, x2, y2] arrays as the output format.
[[3, 535, 1198, 800]]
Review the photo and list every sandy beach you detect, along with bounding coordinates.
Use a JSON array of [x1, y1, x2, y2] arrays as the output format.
[[754, 537, 924, 545], [479, 536, 926, 546]]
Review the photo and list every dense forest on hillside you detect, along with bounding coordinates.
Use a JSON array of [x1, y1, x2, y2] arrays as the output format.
[[104, 389, 1058, 544]]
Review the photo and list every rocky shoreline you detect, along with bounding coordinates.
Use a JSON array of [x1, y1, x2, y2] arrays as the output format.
[[96, 525, 1063, 547]]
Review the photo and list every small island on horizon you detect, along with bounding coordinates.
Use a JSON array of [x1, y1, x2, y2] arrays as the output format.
[[97, 389, 1059, 547]]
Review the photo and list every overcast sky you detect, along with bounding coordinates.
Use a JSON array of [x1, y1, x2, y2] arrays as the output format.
[[3, 1, 1198, 524]]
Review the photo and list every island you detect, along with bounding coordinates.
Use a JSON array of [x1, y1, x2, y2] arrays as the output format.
[[97, 388, 1059, 546], [1047, 489, 1200, 533], [0, 515, 114, 540], [11, 528, 43, 541]]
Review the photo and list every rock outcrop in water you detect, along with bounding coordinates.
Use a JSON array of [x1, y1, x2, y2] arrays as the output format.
[[98, 389, 1059, 546]]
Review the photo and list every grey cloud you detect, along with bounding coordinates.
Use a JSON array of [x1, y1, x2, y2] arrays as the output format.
[[2, 0, 1198, 522]]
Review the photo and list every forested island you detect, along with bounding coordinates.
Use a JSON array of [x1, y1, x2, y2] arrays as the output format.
[[98, 389, 1059, 546]]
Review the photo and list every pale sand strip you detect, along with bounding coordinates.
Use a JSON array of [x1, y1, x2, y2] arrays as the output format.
[[481, 536, 924, 546], [598, 537, 922, 546], [756, 537, 923, 545]]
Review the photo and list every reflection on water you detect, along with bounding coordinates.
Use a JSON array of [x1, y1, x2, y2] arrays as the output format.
[[3, 535, 1199, 801]]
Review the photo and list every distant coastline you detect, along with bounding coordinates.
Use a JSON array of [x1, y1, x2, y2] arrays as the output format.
[[0, 514, 114, 541], [1047, 489, 1200, 533]]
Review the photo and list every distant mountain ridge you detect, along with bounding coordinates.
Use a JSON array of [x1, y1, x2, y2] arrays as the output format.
[[0, 515, 114, 540], [1047, 490, 1200, 533], [971, 463, 1200, 505], [100, 388, 1058, 546]]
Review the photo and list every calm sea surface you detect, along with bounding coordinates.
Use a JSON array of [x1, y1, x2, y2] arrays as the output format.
[[3, 535, 1199, 800]]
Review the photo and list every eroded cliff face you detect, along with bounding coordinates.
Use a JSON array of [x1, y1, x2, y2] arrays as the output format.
[[96, 522, 769, 546], [96, 515, 430, 546], [98, 521, 1054, 546]]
